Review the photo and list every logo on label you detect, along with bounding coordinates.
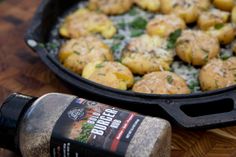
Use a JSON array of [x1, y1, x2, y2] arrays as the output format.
[[67, 107, 85, 121]]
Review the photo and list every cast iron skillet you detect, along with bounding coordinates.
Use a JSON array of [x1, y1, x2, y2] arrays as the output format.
[[25, 0, 236, 129]]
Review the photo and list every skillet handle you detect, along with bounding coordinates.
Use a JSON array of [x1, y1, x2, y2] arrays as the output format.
[[159, 90, 236, 129]]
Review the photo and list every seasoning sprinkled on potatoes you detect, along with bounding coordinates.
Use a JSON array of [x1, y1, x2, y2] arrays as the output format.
[[199, 59, 235, 91], [133, 71, 190, 94], [82, 61, 134, 90], [121, 35, 174, 75], [59, 36, 113, 74], [197, 9, 230, 30], [176, 30, 220, 66], [59, 8, 116, 39], [88, 0, 133, 15], [147, 14, 186, 38]]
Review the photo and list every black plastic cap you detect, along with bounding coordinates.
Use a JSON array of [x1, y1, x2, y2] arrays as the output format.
[[0, 93, 36, 152]]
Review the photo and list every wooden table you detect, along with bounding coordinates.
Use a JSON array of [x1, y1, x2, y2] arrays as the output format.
[[1, 0, 236, 156]]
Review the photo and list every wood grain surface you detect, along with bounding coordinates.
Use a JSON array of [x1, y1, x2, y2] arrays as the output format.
[[0, 0, 236, 157]]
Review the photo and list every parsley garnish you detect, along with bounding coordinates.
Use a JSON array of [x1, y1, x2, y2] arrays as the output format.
[[167, 29, 182, 49], [131, 29, 144, 37], [167, 75, 173, 84], [95, 64, 104, 69], [214, 23, 224, 30], [130, 17, 148, 30]]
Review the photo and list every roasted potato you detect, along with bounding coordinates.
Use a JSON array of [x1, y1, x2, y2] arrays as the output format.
[[59, 8, 116, 39], [160, 0, 199, 23], [199, 59, 235, 91], [82, 61, 134, 90], [132, 71, 191, 94], [207, 23, 235, 45], [88, 0, 133, 15], [225, 57, 236, 76], [197, 9, 230, 30], [147, 14, 186, 38], [193, 0, 211, 11], [59, 36, 113, 74], [213, 0, 235, 11], [121, 35, 174, 75], [176, 30, 220, 66], [232, 6, 236, 24], [134, 0, 161, 12]]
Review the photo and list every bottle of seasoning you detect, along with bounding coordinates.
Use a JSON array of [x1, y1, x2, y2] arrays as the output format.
[[0, 93, 171, 157]]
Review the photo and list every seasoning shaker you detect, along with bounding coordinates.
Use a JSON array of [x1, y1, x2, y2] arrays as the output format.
[[0, 93, 171, 157]]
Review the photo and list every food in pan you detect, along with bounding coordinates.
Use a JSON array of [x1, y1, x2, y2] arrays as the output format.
[[82, 61, 134, 90], [207, 23, 235, 45], [160, 0, 199, 24], [59, 8, 116, 38], [132, 71, 190, 94], [59, 36, 113, 74], [133, 0, 160, 12], [147, 14, 186, 38], [176, 30, 220, 66], [199, 59, 236, 91], [46, 0, 236, 94], [88, 0, 133, 15], [213, 0, 235, 11], [121, 35, 174, 75], [197, 9, 230, 30]]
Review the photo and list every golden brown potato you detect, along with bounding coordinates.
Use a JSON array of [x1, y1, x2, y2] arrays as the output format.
[[134, 0, 161, 12], [88, 0, 133, 15], [59, 36, 113, 74], [160, 0, 199, 23], [197, 9, 230, 30], [199, 59, 235, 91], [176, 30, 220, 66], [232, 6, 236, 24], [59, 8, 116, 39], [213, 0, 235, 11], [207, 23, 235, 45], [147, 14, 186, 38], [121, 35, 174, 75], [132, 71, 191, 94], [82, 61, 134, 90], [193, 0, 211, 11]]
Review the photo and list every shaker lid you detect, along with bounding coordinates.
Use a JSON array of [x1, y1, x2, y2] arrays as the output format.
[[0, 93, 36, 152]]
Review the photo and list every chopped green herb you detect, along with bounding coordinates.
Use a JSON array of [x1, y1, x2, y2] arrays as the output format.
[[130, 17, 147, 30], [74, 51, 80, 55], [95, 64, 104, 69], [113, 34, 125, 40], [214, 23, 224, 30], [167, 75, 173, 84], [131, 29, 144, 37], [128, 7, 138, 16], [221, 54, 230, 60], [38, 43, 45, 48], [117, 20, 126, 29], [111, 43, 120, 52], [188, 80, 199, 91], [167, 29, 182, 49], [204, 54, 208, 61], [47, 43, 58, 49]]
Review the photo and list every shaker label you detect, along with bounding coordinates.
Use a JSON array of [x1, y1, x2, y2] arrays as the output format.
[[50, 98, 144, 157]]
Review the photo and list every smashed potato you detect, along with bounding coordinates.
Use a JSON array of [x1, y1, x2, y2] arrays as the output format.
[[88, 0, 133, 15], [147, 14, 186, 38], [82, 61, 134, 90], [199, 59, 235, 91], [134, 0, 161, 12], [197, 9, 230, 30], [132, 71, 190, 94], [213, 0, 235, 11], [59, 8, 116, 39], [176, 30, 220, 66], [59, 36, 113, 74], [232, 6, 236, 24], [121, 35, 174, 75], [160, 0, 199, 23], [207, 23, 235, 45]]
